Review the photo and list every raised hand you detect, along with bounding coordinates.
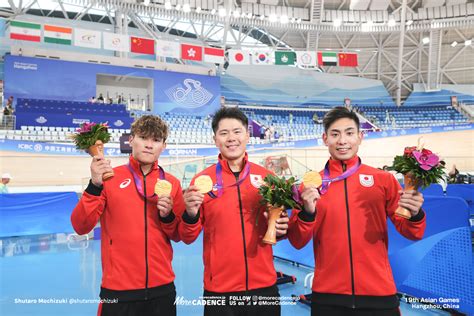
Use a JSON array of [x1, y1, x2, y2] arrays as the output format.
[[157, 195, 173, 218], [398, 190, 424, 217], [300, 186, 320, 215], [183, 185, 204, 218], [90, 156, 113, 187]]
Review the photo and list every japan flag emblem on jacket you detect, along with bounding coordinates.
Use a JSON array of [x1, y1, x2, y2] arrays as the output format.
[[250, 174, 264, 188], [359, 174, 374, 187]]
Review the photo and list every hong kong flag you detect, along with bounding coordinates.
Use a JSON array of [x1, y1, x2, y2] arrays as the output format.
[[130, 36, 155, 55], [181, 44, 203, 61]]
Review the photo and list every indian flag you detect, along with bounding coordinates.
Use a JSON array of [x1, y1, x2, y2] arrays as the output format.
[[317, 52, 338, 66], [10, 21, 41, 42], [44, 24, 72, 45]]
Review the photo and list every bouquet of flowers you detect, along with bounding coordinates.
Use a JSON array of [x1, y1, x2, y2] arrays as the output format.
[[71, 122, 114, 180], [389, 139, 444, 218], [258, 174, 303, 245], [71, 122, 111, 150]]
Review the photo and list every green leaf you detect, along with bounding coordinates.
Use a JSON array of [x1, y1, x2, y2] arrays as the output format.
[[258, 174, 303, 210]]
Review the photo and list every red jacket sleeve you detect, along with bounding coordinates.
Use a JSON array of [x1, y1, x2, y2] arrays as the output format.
[[159, 179, 185, 242], [386, 174, 426, 240], [71, 182, 106, 235], [178, 206, 203, 244], [287, 209, 316, 249]]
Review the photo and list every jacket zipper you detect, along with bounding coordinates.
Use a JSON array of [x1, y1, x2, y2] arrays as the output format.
[[235, 173, 249, 291], [342, 162, 356, 308], [142, 169, 149, 300]]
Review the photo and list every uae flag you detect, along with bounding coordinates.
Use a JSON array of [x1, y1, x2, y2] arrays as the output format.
[[317, 52, 337, 66], [10, 21, 41, 42], [228, 49, 250, 65], [204, 47, 225, 64], [338, 53, 358, 67], [275, 51, 296, 65], [181, 44, 203, 61], [44, 24, 72, 45], [296, 51, 317, 67], [131, 36, 155, 55]]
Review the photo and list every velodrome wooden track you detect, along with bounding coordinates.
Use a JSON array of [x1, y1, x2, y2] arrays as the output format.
[[1, 130, 472, 187]]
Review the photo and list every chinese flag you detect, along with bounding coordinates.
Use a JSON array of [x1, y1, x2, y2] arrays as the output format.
[[181, 44, 203, 61], [131, 36, 155, 55], [338, 53, 358, 67]]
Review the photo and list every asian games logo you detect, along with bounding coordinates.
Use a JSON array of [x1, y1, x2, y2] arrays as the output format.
[[165, 79, 213, 108]]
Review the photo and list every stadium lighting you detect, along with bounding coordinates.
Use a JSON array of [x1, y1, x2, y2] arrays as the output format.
[[406, 20, 413, 26], [422, 37, 430, 44], [296, 18, 302, 23], [290, 17, 296, 23], [175, 4, 181, 10], [269, 14, 277, 22], [451, 41, 458, 47], [388, 17, 396, 27], [233, 10, 240, 18], [218, 7, 226, 17], [211, 8, 216, 15], [465, 39, 472, 46], [183, 4, 190, 12], [280, 15, 289, 24], [259, 15, 265, 20], [164, 1, 172, 10], [333, 18, 342, 27]]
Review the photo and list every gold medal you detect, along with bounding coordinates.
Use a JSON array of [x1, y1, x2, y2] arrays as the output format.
[[302, 171, 322, 188], [154, 179, 172, 196], [194, 175, 213, 194]]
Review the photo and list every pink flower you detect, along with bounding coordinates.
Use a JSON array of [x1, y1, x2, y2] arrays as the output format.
[[413, 150, 439, 171], [77, 122, 97, 134], [292, 185, 302, 204]]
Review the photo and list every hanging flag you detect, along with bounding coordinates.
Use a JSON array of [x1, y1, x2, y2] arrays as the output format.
[[317, 52, 338, 66], [131, 36, 155, 55], [74, 28, 101, 49], [253, 52, 273, 65], [338, 52, 358, 67], [275, 51, 296, 65], [156, 40, 180, 58], [181, 44, 203, 61], [44, 24, 72, 45], [296, 51, 317, 67], [10, 21, 41, 42], [228, 49, 250, 65], [103, 32, 129, 52], [204, 47, 225, 64]]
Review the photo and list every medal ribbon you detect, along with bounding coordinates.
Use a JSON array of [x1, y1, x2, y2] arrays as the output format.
[[127, 162, 165, 199], [319, 158, 361, 194], [208, 161, 251, 199]]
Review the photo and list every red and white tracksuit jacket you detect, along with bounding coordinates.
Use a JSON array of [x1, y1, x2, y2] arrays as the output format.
[[71, 156, 185, 301], [179, 153, 315, 293], [288, 155, 426, 309]]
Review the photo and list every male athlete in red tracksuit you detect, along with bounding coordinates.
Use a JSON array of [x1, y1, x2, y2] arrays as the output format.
[[288, 107, 426, 316], [179, 107, 315, 316], [71, 115, 185, 316]]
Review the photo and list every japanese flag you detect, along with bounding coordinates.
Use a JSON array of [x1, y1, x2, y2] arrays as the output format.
[[228, 49, 250, 65]]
